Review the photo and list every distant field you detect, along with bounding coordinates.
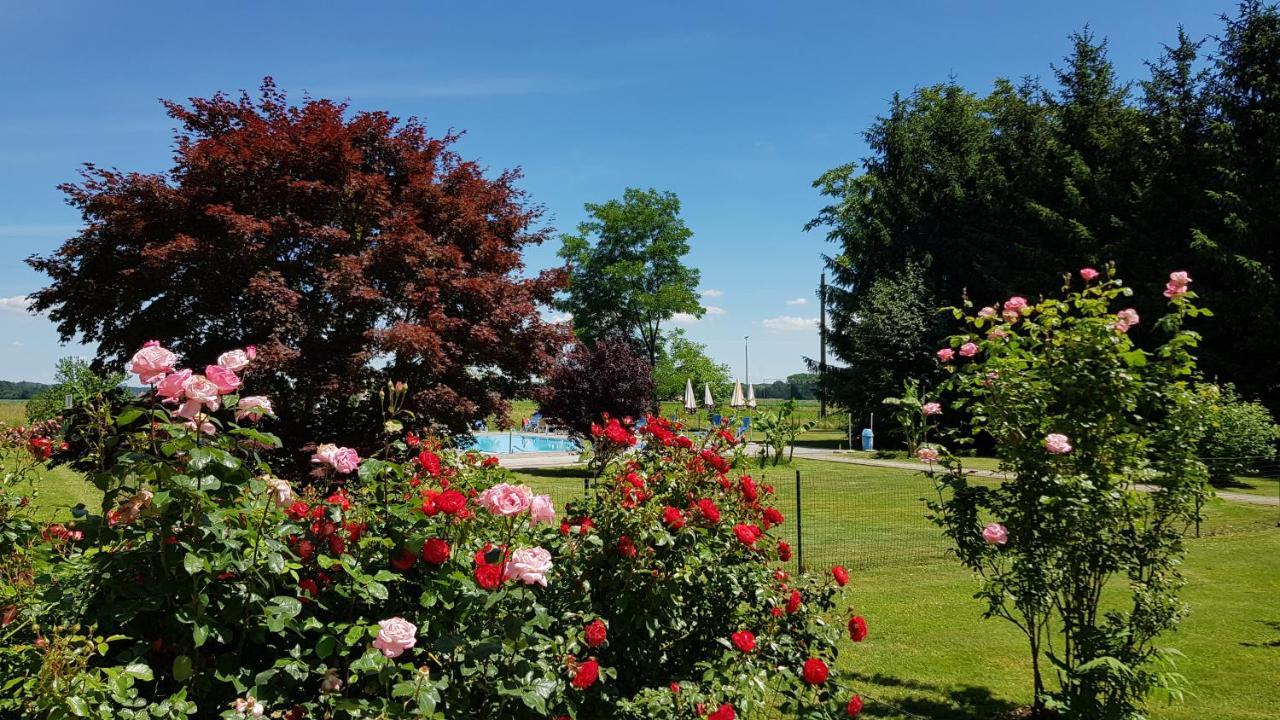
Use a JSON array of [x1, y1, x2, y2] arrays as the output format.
[[0, 399, 26, 424]]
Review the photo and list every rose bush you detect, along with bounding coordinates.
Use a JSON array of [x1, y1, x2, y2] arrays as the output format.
[[0, 343, 870, 719], [919, 266, 1212, 718]]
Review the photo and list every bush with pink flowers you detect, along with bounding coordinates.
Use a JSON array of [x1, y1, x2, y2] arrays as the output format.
[[919, 266, 1212, 718], [0, 343, 869, 719]]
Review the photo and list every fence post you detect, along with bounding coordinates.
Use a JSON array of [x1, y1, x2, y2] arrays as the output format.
[[1195, 495, 1202, 538], [795, 468, 804, 573]]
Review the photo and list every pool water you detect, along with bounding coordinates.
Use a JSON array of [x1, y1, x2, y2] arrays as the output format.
[[465, 432, 583, 454]]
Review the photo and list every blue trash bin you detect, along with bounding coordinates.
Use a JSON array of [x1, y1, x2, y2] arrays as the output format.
[[860, 428, 874, 451]]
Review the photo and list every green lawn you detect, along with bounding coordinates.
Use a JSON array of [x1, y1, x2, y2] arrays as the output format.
[[509, 459, 1280, 719], [0, 399, 27, 424]]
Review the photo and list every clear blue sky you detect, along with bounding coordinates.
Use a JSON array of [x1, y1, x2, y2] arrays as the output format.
[[0, 0, 1236, 383]]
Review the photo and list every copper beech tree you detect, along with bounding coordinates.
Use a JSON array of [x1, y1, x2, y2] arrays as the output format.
[[28, 79, 568, 464]]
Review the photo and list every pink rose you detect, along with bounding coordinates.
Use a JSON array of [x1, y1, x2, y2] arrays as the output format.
[[1044, 433, 1072, 455], [155, 368, 192, 403], [987, 327, 1008, 341], [236, 396, 274, 422], [184, 419, 218, 435], [178, 374, 221, 418], [233, 697, 265, 718], [478, 483, 534, 516], [217, 349, 254, 372], [205, 364, 242, 394], [1114, 308, 1140, 333], [127, 343, 177, 384], [372, 617, 417, 658], [505, 546, 553, 587], [1163, 270, 1191, 299], [530, 494, 556, 526], [982, 523, 1008, 545], [977, 306, 997, 319], [312, 444, 361, 474], [1080, 267, 1099, 282], [959, 342, 979, 358], [936, 348, 955, 362], [1002, 296, 1028, 322], [921, 402, 942, 417], [917, 447, 939, 464]]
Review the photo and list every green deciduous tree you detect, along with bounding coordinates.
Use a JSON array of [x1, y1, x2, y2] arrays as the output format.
[[557, 188, 702, 366], [650, 328, 730, 402]]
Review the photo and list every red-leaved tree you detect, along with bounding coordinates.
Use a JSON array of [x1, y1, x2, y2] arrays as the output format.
[[539, 337, 657, 438], [27, 79, 568, 465]]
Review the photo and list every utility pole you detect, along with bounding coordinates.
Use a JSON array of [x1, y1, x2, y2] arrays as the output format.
[[819, 272, 828, 418]]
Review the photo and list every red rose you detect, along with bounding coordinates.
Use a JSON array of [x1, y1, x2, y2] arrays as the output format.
[[474, 562, 503, 590], [298, 578, 318, 598], [832, 565, 849, 586], [422, 538, 451, 565], [310, 505, 326, 520], [327, 535, 345, 556], [420, 492, 439, 516], [584, 619, 607, 648], [777, 540, 792, 561], [770, 606, 783, 618], [662, 506, 686, 530], [391, 548, 417, 571], [730, 630, 755, 653], [739, 476, 758, 502], [435, 489, 467, 515], [416, 450, 441, 476], [763, 507, 784, 525], [848, 615, 868, 642], [669, 682, 681, 694], [786, 589, 802, 614], [802, 657, 829, 685], [27, 436, 52, 460], [482, 456, 499, 468], [616, 535, 638, 559], [846, 695, 864, 717], [326, 490, 351, 510], [571, 658, 600, 689], [708, 704, 736, 720], [296, 540, 315, 561], [732, 523, 761, 547], [674, 435, 694, 449], [696, 498, 720, 524], [405, 432, 420, 447], [286, 501, 310, 520]]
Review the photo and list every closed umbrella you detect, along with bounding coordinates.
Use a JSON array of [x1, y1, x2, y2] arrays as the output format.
[[730, 380, 745, 408], [703, 382, 715, 410], [683, 378, 697, 414], [746, 383, 757, 409]]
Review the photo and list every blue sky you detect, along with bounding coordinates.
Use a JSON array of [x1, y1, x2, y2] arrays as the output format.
[[0, 0, 1235, 383]]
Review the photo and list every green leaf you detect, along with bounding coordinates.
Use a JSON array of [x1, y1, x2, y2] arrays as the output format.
[[115, 408, 145, 427], [182, 553, 205, 576], [65, 697, 89, 716], [124, 661, 154, 681], [316, 635, 335, 659], [193, 623, 209, 648], [172, 655, 194, 682]]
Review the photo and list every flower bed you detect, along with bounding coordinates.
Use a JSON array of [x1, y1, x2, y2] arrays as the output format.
[[0, 345, 869, 719]]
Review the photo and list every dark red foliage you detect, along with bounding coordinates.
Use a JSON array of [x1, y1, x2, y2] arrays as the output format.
[[538, 337, 656, 437], [27, 79, 568, 466]]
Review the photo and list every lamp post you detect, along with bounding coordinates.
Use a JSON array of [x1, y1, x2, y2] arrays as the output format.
[[744, 335, 750, 387]]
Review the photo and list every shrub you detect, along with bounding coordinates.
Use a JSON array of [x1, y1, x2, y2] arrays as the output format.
[[24, 357, 127, 424], [539, 337, 657, 438], [920, 267, 1211, 718], [1199, 384, 1279, 481], [1, 341, 868, 719]]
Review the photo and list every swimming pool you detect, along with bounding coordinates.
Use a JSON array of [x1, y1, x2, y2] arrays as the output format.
[[465, 432, 583, 454]]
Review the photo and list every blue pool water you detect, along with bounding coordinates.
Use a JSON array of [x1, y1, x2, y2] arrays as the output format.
[[465, 432, 583, 454]]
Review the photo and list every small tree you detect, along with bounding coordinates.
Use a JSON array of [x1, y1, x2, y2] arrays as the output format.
[[755, 400, 817, 466], [556, 188, 703, 366], [651, 328, 731, 401], [539, 338, 657, 438], [25, 357, 126, 423], [1199, 384, 1280, 482], [923, 267, 1211, 717]]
